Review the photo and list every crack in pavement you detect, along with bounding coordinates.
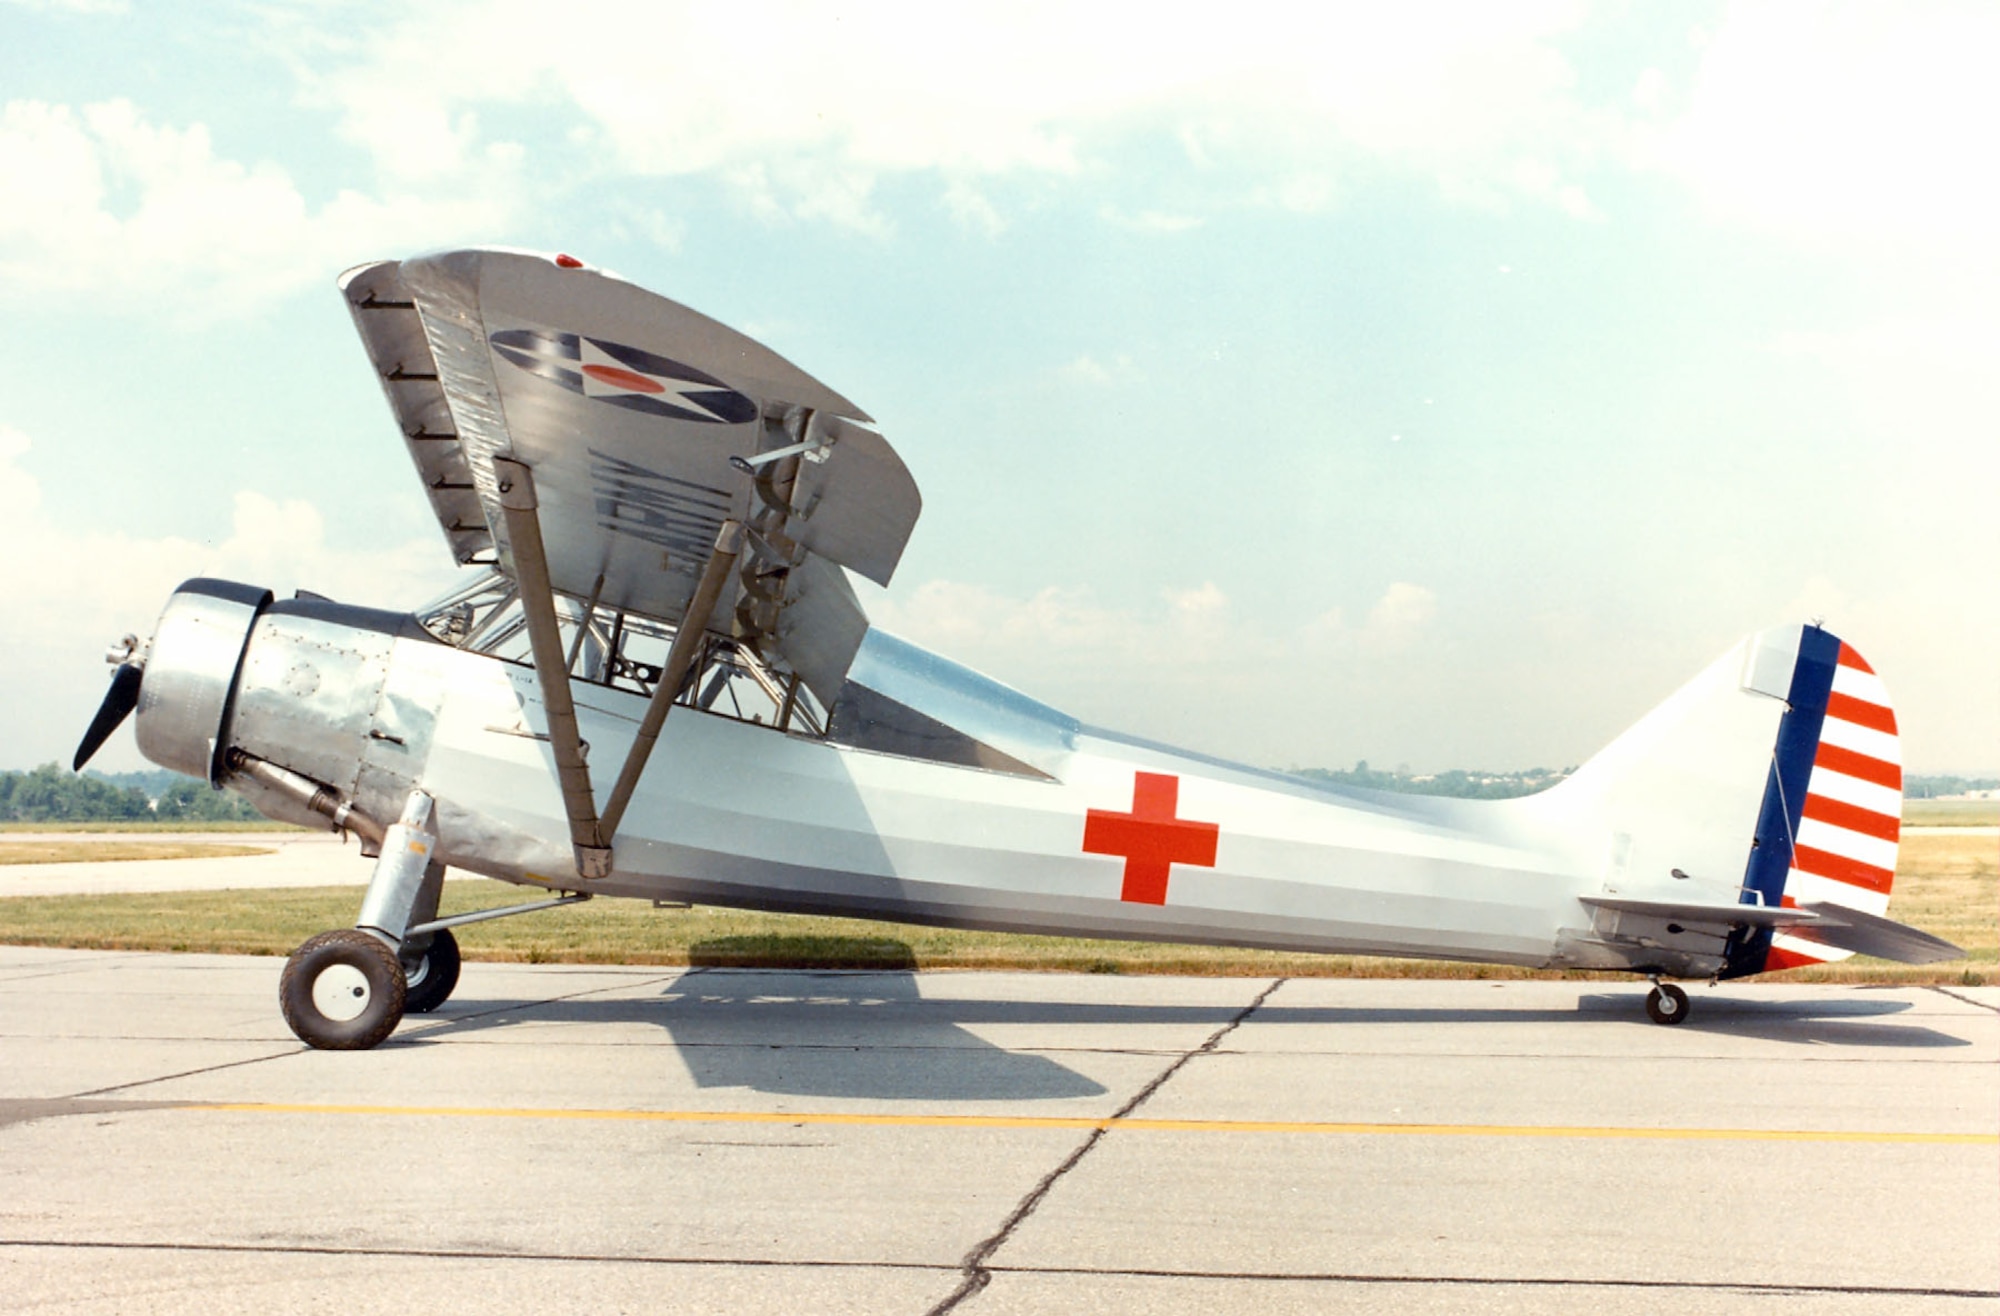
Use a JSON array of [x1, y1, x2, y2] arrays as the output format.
[[64, 1051, 304, 1100], [51, 972, 697, 1103], [1929, 984, 1998, 1014], [924, 976, 1288, 1316], [983, 1263, 2000, 1299], [3, 1240, 1991, 1302], [0, 1237, 951, 1273]]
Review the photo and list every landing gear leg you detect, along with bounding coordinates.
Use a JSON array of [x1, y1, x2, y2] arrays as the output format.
[[1646, 980, 1691, 1026], [396, 855, 460, 1013], [280, 790, 437, 1049]]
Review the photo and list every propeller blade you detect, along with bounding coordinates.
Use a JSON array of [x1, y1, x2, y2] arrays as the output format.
[[73, 662, 143, 772]]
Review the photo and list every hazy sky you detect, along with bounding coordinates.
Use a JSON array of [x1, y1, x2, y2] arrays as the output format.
[[3, 0, 1994, 777]]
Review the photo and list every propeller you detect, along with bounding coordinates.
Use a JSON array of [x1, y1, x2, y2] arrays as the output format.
[[73, 638, 144, 772]]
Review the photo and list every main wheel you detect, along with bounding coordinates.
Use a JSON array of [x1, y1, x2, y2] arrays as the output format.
[[401, 927, 461, 1014], [280, 929, 407, 1050], [1646, 982, 1691, 1026]]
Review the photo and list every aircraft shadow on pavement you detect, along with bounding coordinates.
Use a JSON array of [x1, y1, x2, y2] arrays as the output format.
[[1237, 993, 1968, 1049], [1574, 991, 1972, 1049], [408, 938, 1116, 1102], [404, 957, 1971, 1090]]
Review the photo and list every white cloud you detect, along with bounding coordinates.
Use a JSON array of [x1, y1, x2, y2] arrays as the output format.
[[0, 427, 459, 770], [1058, 353, 1141, 386], [1360, 581, 1438, 652], [0, 98, 517, 315], [289, 0, 1613, 233], [941, 180, 1007, 237], [1100, 206, 1204, 233], [2, 0, 129, 12], [1644, 0, 2000, 243]]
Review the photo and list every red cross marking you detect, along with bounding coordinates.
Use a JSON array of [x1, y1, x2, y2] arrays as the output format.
[[1081, 771, 1220, 905]]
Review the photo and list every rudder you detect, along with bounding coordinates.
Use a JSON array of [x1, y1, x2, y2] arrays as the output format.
[[1728, 629, 1902, 976]]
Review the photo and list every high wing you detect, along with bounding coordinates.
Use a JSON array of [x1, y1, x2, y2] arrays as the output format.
[[338, 247, 920, 706]]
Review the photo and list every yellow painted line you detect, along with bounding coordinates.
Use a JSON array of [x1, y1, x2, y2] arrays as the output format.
[[189, 1103, 1997, 1145]]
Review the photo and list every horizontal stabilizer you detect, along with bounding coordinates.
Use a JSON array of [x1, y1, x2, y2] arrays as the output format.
[[1578, 896, 1815, 931], [1790, 901, 1965, 965]]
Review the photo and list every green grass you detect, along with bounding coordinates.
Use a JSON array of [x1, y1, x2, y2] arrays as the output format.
[[0, 820, 310, 834], [0, 842, 274, 866], [0, 832, 1988, 983], [1769, 830, 1994, 986], [1905, 799, 1999, 827]]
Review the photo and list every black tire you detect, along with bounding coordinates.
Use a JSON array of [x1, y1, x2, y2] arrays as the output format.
[[401, 927, 461, 1014], [1646, 983, 1690, 1026], [280, 929, 407, 1050]]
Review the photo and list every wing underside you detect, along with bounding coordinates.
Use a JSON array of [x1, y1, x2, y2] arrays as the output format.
[[340, 247, 920, 704]]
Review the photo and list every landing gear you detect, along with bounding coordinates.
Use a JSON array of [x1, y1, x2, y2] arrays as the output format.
[[277, 787, 590, 1049], [1646, 981, 1691, 1025], [401, 927, 461, 1014], [278, 789, 438, 1050], [280, 929, 407, 1049]]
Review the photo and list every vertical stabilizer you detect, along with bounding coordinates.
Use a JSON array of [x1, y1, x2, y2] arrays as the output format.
[[1728, 630, 1903, 975]]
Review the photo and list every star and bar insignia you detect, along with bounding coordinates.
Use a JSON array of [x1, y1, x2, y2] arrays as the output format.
[[489, 328, 758, 425]]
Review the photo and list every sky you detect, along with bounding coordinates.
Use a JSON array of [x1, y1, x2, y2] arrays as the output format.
[[2, 0, 1995, 778]]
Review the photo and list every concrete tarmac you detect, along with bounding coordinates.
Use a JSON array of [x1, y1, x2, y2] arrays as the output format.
[[0, 832, 368, 897], [0, 946, 1994, 1314]]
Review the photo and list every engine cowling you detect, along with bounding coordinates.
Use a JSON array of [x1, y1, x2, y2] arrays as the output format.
[[132, 579, 272, 784]]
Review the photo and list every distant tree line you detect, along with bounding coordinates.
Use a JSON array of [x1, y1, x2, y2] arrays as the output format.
[[1291, 761, 1573, 800], [1294, 764, 1997, 802], [0, 764, 264, 822], [1905, 775, 2000, 798], [4, 760, 1992, 822]]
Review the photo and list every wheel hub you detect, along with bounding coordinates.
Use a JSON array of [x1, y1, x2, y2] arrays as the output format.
[[310, 964, 372, 1021]]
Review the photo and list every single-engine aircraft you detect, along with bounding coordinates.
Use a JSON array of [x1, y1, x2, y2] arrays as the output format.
[[72, 247, 1961, 1049]]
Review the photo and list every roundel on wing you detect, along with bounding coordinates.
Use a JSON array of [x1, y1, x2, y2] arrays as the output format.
[[488, 329, 758, 425]]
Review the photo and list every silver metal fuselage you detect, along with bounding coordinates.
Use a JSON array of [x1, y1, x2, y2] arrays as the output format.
[[161, 587, 1620, 973]]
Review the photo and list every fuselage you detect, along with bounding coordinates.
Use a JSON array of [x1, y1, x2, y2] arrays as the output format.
[[207, 594, 1613, 971]]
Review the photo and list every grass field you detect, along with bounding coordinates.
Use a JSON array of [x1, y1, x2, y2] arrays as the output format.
[[0, 832, 1988, 984], [0, 820, 308, 834], [1904, 799, 2000, 827], [0, 842, 274, 866]]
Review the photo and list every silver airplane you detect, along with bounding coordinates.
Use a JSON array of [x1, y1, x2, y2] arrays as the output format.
[[73, 247, 1960, 1049]]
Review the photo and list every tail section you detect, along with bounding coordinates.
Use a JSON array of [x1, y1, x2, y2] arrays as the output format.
[[1534, 624, 1944, 980], [1739, 633, 1902, 973]]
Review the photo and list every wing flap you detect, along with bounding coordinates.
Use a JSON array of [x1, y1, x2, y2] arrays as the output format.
[[784, 414, 921, 587], [767, 555, 870, 707]]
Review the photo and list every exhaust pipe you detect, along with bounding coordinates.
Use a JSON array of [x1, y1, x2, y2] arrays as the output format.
[[225, 750, 386, 847]]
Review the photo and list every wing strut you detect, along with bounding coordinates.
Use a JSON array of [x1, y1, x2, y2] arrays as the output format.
[[599, 519, 745, 840], [495, 455, 749, 878], [494, 457, 614, 880]]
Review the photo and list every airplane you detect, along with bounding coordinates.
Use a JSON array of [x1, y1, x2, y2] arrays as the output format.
[[71, 246, 1961, 1049]]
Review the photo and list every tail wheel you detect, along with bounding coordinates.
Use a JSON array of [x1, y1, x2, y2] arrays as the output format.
[[280, 929, 406, 1050], [401, 927, 462, 1014], [1646, 983, 1691, 1026]]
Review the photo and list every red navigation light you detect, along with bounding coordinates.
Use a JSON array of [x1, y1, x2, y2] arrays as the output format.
[[554, 253, 584, 269]]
